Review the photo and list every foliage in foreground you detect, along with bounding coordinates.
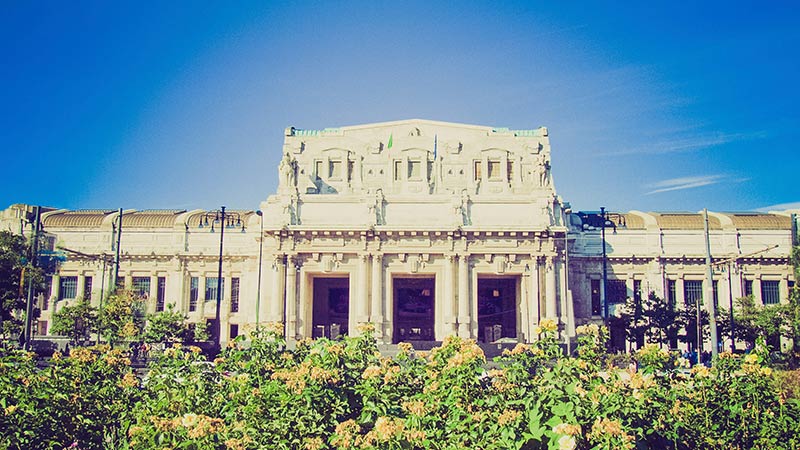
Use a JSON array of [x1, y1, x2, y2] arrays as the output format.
[[1, 321, 799, 450]]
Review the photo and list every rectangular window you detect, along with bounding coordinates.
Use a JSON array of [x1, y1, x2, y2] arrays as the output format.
[[744, 279, 754, 297], [59, 276, 78, 300], [408, 160, 421, 180], [83, 276, 93, 301], [607, 279, 627, 304], [473, 160, 482, 181], [38, 320, 47, 336], [507, 160, 514, 181], [189, 277, 199, 312], [393, 160, 402, 181], [684, 280, 703, 307], [487, 160, 501, 180], [116, 276, 125, 291], [667, 279, 677, 309], [590, 279, 601, 316], [347, 160, 354, 181], [329, 160, 342, 179], [205, 277, 223, 301], [713, 280, 719, 308], [230, 277, 240, 313], [156, 277, 166, 312], [42, 276, 52, 310], [761, 280, 780, 305], [230, 324, 239, 340], [314, 160, 323, 179], [132, 277, 151, 299]]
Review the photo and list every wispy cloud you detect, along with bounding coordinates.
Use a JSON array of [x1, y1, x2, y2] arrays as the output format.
[[645, 175, 726, 195], [602, 130, 768, 157], [755, 201, 800, 212]]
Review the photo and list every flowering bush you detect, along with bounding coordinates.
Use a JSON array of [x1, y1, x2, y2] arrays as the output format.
[[1, 321, 799, 449]]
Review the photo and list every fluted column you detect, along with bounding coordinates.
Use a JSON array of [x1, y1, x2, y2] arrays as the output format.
[[558, 259, 568, 328], [356, 254, 370, 330], [444, 254, 457, 336], [545, 256, 557, 319], [285, 256, 297, 340], [270, 255, 285, 323], [457, 254, 471, 338], [370, 254, 383, 338], [529, 257, 540, 333]]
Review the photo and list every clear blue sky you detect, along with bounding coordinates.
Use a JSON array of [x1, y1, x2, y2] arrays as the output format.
[[2, 1, 798, 213]]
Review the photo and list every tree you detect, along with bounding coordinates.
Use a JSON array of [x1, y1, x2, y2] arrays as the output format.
[[143, 303, 188, 343], [618, 292, 682, 350], [787, 245, 800, 354], [0, 230, 44, 340], [50, 297, 97, 345], [97, 290, 145, 345]]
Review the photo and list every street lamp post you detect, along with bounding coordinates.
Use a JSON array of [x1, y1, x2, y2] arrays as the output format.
[[727, 263, 736, 352], [22, 206, 42, 351], [255, 210, 264, 329], [199, 207, 245, 345], [600, 207, 608, 319]]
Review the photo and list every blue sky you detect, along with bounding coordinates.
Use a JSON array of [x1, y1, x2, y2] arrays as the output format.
[[1, 1, 798, 213]]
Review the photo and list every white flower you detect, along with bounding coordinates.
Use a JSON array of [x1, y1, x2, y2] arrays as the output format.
[[558, 435, 576, 450]]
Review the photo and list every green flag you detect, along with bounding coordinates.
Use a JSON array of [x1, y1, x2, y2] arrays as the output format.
[[387, 133, 393, 150]]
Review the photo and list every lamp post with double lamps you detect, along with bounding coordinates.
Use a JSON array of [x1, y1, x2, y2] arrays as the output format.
[[199, 206, 245, 346], [255, 210, 264, 329]]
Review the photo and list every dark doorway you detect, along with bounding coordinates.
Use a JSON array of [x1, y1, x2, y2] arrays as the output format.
[[393, 277, 435, 343], [312, 277, 349, 339], [477, 277, 517, 343]]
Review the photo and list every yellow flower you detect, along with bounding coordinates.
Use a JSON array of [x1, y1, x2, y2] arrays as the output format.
[[189, 346, 202, 354], [120, 321, 139, 338], [4, 405, 17, 415], [538, 318, 558, 334], [553, 423, 581, 436], [118, 372, 139, 389], [498, 409, 521, 426], [744, 354, 758, 364], [357, 322, 376, 334], [266, 321, 284, 336], [303, 436, 323, 450], [402, 400, 426, 416], [398, 342, 413, 354]]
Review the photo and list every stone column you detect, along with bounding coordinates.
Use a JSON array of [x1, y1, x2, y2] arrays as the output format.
[[780, 276, 789, 305], [443, 254, 456, 336], [754, 276, 763, 305], [357, 254, 370, 328], [150, 274, 159, 313], [520, 266, 530, 341], [545, 256, 557, 319], [370, 254, 384, 338], [558, 258, 568, 330], [457, 254, 471, 338], [77, 274, 86, 300], [286, 256, 298, 340], [220, 273, 233, 343], [50, 274, 60, 312], [197, 275, 206, 319], [270, 255, 285, 323], [529, 258, 540, 329]]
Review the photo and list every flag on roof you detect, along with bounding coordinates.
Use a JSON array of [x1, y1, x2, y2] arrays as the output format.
[[387, 133, 393, 150]]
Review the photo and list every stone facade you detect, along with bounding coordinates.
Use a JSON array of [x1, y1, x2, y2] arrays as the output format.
[[1, 119, 796, 350]]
